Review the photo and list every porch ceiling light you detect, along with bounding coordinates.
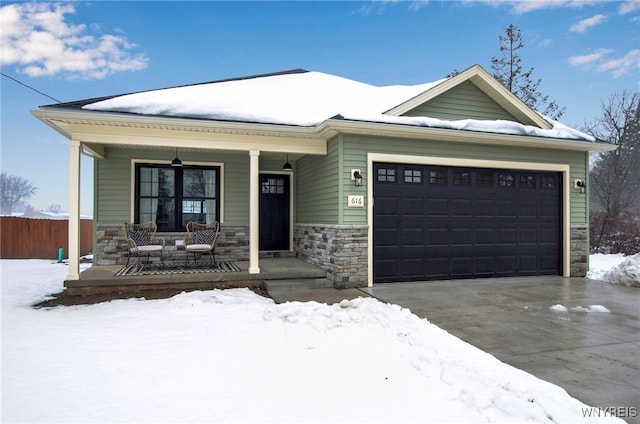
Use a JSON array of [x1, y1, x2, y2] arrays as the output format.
[[282, 154, 293, 172], [171, 148, 183, 167]]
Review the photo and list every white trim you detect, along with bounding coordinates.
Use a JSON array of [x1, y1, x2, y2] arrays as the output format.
[[249, 150, 261, 274], [366, 153, 571, 286], [67, 140, 82, 281], [384, 65, 552, 130], [129, 158, 225, 225], [259, 170, 295, 252]]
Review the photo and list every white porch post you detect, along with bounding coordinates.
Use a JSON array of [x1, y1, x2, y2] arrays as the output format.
[[249, 149, 260, 274], [67, 139, 81, 281]]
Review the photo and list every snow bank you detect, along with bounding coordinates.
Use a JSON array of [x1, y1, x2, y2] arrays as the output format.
[[589, 253, 640, 287], [1, 259, 623, 423]]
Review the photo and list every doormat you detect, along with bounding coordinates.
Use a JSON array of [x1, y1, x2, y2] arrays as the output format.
[[116, 261, 241, 276]]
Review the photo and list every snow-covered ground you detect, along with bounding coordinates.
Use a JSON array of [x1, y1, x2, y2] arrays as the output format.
[[1, 257, 633, 423]]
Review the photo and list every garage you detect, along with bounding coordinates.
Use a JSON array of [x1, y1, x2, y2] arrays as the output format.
[[373, 162, 562, 283]]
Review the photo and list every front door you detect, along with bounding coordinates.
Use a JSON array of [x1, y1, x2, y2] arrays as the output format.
[[259, 174, 290, 251]]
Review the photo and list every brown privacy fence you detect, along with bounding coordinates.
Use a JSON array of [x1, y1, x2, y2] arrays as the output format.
[[0, 217, 93, 259]]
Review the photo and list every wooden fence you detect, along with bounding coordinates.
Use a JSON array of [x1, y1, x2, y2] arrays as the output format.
[[0, 217, 93, 259]]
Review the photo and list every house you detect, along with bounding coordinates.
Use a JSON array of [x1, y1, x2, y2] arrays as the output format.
[[32, 65, 615, 288]]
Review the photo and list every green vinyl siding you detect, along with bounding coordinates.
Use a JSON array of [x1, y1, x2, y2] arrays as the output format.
[[95, 147, 250, 225], [403, 81, 518, 121], [296, 138, 340, 224]]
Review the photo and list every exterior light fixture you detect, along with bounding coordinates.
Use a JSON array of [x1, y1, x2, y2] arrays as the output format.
[[576, 180, 586, 194], [353, 170, 363, 186], [171, 148, 183, 167], [282, 154, 293, 172]]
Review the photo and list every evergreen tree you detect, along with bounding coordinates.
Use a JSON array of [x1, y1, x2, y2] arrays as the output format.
[[490, 24, 565, 120]]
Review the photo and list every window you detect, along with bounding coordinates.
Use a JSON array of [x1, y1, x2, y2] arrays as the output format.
[[541, 175, 556, 189], [262, 177, 285, 194], [377, 167, 396, 183], [404, 169, 422, 184], [520, 174, 536, 188], [453, 171, 471, 185], [477, 171, 493, 186], [136, 164, 220, 231], [429, 168, 447, 184], [498, 173, 514, 187]]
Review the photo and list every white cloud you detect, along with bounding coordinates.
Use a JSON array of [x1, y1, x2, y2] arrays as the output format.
[[619, 0, 640, 14], [597, 49, 640, 77], [568, 48, 612, 66], [569, 48, 640, 78], [480, 0, 604, 15], [570, 13, 607, 32], [0, 2, 148, 79]]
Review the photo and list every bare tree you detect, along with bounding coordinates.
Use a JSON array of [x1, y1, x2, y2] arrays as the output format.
[[584, 90, 640, 253], [0, 173, 38, 214], [491, 24, 565, 120]]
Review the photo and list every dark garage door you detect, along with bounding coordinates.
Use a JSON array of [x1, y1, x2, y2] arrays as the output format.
[[373, 162, 562, 283]]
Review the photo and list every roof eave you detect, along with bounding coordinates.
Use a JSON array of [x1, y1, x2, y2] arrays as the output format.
[[315, 118, 617, 153]]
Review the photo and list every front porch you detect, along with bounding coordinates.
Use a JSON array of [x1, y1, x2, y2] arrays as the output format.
[[66, 257, 329, 295]]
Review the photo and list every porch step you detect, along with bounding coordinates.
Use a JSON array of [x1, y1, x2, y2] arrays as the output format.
[[265, 278, 334, 292]]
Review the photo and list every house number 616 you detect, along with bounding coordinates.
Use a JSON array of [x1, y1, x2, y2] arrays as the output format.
[[348, 195, 365, 208]]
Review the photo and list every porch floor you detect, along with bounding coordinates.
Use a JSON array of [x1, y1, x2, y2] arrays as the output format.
[[67, 257, 328, 294]]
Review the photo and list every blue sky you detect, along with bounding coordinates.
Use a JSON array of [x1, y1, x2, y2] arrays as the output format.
[[1, 0, 638, 216]]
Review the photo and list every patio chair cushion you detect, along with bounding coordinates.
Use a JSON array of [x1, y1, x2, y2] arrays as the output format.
[[195, 229, 215, 245], [185, 243, 212, 252], [136, 244, 163, 252], [128, 229, 151, 246]]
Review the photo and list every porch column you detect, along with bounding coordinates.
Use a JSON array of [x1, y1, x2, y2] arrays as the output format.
[[67, 139, 81, 280], [249, 149, 260, 274]]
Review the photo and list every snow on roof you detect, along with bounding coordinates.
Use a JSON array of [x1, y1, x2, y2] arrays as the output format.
[[82, 70, 594, 142]]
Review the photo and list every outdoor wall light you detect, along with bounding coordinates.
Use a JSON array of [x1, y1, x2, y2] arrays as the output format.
[[353, 170, 363, 186], [576, 180, 586, 194], [171, 148, 183, 167], [282, 154, 293, 172]]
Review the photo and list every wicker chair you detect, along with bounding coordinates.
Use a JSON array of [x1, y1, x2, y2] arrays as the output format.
[[123, 221, 165, 266], [184, 221, 220, 267]]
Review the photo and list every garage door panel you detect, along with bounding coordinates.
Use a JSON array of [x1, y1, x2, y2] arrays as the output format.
[[452, 228, 473, 245], [375, 229, 398, 247], [498, 228, 517, 244], [497, 200, 518, 217], [374, 163, 561, 282], [402, 197, 424, 215], [519, 228, 538, 244], [427, 228, 449, 246], [376, 196, 400, 214], [451, 199, 473, 217], [475, 200, 496, 217], [427, 199, 449, 216]]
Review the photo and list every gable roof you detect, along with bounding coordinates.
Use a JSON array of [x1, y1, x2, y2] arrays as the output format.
[[38, 65, 597, 143], [385, 65, 552, 129]]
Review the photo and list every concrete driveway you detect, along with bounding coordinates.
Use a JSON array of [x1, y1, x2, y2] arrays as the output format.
[[360, 276, 640, 423]]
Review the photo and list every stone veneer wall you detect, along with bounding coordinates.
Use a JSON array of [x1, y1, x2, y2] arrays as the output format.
[[95, 222, 249, 266], [570, 225, 589, 277], [294, 224, 368, 289]]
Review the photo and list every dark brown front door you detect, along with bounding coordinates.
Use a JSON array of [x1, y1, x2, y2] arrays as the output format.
[[259, 174, 290, 251]]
